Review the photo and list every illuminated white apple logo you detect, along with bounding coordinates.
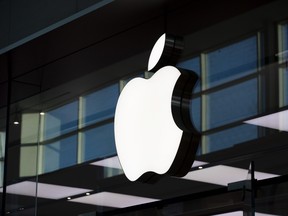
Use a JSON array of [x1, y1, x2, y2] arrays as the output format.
[[114, 34, 200, 182]]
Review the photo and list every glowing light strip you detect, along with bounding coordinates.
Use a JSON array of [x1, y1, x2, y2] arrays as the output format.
[[91, 156, 122, 169], [183, 165, 278, 186], [69, 191, 159, 208], [0, 181, 92, 199], [91, 156, 207, 170], [244, 110, 288, 131], [213, 211, 279, 216]]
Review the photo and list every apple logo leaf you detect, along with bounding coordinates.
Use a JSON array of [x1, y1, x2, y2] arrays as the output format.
[[114, 33, 201, 183]]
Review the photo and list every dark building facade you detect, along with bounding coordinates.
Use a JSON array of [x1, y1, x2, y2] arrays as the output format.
[[0, 0, 288, 215]]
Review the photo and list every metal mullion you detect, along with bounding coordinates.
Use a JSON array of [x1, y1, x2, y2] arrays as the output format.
[[200, 53, 208, 154], [77, 96, 84, 164], [256, 31, 265, 138], [278, 23, 285, 107]]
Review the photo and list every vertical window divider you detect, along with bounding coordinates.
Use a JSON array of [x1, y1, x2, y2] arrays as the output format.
[[256, 31, 265, 138], [278, 23, 285, 107], [78, 96, 84, 164], [119, 79, 126, 92], [200, 53, 208, 154], [38, 113, 45, 175]]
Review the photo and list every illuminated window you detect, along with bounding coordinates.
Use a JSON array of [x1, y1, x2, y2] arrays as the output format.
[[181, 36, 261, 154], [81, 123, 116, 162], [205, 36, 258, 89], [81, 84, 118, 128], [43, 101, 79, 140], [38, 83, 119, 174], [42, 135, 78, 173]]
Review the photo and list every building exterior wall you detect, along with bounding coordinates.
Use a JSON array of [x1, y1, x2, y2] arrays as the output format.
[[0, 0, 288, 215]]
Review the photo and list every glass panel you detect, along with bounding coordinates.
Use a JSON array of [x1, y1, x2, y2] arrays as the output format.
[[42, 135, 78, 173], [205, 79, 258, 129], [82, 123, 116, 162], [20, 113, 40, 144], [177, 57, 202, 131], [206, 36, 258, 89], [43, 101, 78, 140], [205, 124, 258, 153], [81, 84, 118, 127], [191, 96, 201, 132], [177, 57, 201, 92], [4, 2, 288, 216]]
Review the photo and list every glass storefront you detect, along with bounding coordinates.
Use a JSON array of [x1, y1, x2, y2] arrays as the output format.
[[1, 0, 288, 215]]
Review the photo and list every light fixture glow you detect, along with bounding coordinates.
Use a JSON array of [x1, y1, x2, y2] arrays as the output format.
[[40, 112, 45, 116], [192, 160, 208, 168], [91, 156, 122, 169], [0, 181, 92, 199], [183, 165, 278, 186], [69, 192, 159, 208], [244, 110, 288, 131], [213, 211, 279, 216], [13, 121, 19, 125], [91, 156, 207, 171]]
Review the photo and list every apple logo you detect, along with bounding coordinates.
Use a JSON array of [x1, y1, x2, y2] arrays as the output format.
[[114, 33, 200, 182]]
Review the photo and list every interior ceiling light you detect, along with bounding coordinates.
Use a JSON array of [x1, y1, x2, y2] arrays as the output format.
[[182, 165, 278, 186], [275, 50, 288, 57], [244, 110, 288, 131], [69, 191, 159, 208], [91, 156, 122, 169], [213, 211, 279, 216], [90, 156, 207, 170], [0, 181, 92, 199]]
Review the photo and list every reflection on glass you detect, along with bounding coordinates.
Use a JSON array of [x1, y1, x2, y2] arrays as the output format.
[[205, 124, 258, 153], [190, 96, 201, 132], [21, 113, 40, 144], [43, 135, 78, 173], [177, 57, 201, 92], [82, 123, 116, 162], [206, 36, 258, 88], [81, 84, 118, 127], [43, 101, 79, 140], [206, 79, 258, 129], [20, 146, 38, 177]]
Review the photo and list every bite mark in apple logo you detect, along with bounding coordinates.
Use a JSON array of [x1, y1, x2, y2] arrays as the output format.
[[114, 33, 200, 182]]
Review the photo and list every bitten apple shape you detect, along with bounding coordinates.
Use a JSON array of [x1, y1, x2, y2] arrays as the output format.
[[114, 33, 200, 182], [114, 66, 182, 181]]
